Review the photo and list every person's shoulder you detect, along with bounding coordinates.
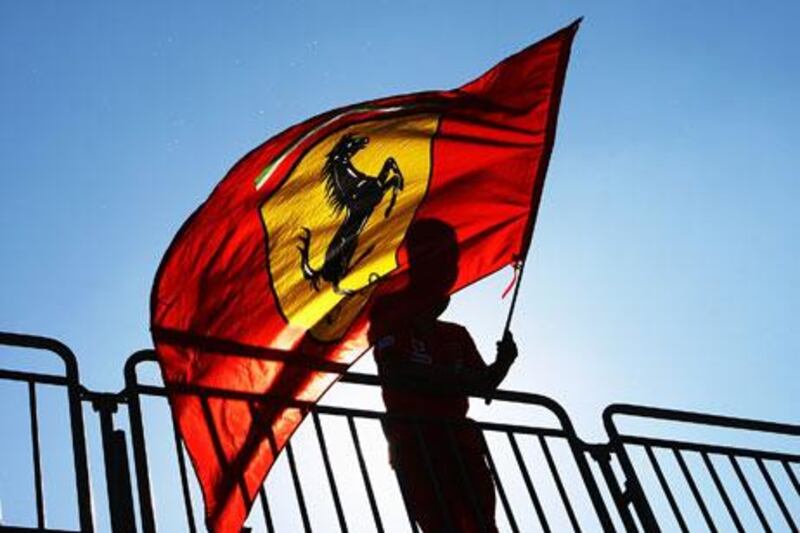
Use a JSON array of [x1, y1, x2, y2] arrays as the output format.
[[436, 320, 471, 337]]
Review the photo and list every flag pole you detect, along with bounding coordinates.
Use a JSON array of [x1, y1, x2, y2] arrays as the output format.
[[502, 258, 526, 334], [484, 258, 527, 405], [503, 255, 525, 336]]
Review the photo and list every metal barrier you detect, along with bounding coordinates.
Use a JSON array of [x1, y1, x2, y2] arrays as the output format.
[[123, 350, 615, 532], [1, 331, 797, 532], [0, 332, 93, 533], [602, 404, 800, 532]]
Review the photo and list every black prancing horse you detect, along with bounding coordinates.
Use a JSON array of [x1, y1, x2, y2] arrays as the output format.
[[298, 133, 404, 295]]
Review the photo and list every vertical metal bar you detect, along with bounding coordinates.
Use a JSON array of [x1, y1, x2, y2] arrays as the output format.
[[312, 411, 347, 532], [413, 421, 455, 531], [729, 456, 770, 530], [126, 387, 156, 533], [392, 469, 421, 533], [604, 422, 659, 532], [258, 486, 275, 533], [701, 452, 744, 533], [784, 461, 800, 496], [347, 415, 384, 533], [111, 429, 137, 533], [98, 404, 120, 532], [592, 448, 639, 533], [756, 458, 796, 531], [68, 382, 94, 532], [172, 423, 197, 533], [645, 446, 688, 532], [480, 431, 520, 533], [28, 381, 46, 529], [96, 400, 136, 533], [379, 419, 418, 533], [445, 422, 488, 532], [507, 432, 550, 532], [285, 441, 312, 533], [566, 441, 615, 532], [673, 449, 716, 532], [538, 435, 581, 532]]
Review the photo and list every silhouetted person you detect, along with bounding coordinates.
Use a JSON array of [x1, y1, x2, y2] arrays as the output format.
[[369, 219, 517, 533]]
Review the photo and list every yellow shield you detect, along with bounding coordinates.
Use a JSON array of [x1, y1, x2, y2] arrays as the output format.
[[260, 114, 439, 341]]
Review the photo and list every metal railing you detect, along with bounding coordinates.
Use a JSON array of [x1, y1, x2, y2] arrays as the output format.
[[122, 350, 616, 532], [0, 332, 94, 533], [602, 404, 800, 532], [0, 331, 797, 532]]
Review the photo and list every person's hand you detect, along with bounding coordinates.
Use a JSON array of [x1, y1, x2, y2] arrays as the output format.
[[496, 330, 518, 368], [485, 330, 518, 404]]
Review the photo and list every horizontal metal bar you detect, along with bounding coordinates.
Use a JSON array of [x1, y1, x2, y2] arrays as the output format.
[[342, 372, 578, 411], [0, 527, 80, 533], [131, 379, 575, 430], [130, 382, 571, 438], [0, 331, 79, 381], [151, 327, 586, 421], [0, 367, 70, 386], [317, 405, 569, 438], [125, 348, 577, 421], [607, 403, 800, 437], [620, 434, 800, 463], [131, 383, 317, 408], [153, 326, 351, 374]]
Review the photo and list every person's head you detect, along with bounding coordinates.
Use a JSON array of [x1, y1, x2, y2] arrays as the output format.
[[368, 218, 459, 339], [404, 219, 458, 298], [403, 219, 458, 330]]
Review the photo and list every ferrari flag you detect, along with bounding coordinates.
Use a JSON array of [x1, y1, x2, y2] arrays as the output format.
[[152, 20, 580, 532]]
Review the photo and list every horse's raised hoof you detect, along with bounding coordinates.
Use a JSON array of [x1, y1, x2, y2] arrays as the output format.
[[332, 283, 356, 297]]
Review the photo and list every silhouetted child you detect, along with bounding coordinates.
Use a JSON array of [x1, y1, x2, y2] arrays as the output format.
[[369, 219, 517, 532]]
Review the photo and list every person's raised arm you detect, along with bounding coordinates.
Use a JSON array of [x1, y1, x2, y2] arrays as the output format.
[[455, 330, 517, 395]]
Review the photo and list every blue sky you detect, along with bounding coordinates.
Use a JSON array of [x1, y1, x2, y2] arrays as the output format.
[[1, 0, 798, 529]]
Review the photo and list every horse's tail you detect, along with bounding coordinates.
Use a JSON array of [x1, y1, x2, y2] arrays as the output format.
[[297, 227, 321, 290]]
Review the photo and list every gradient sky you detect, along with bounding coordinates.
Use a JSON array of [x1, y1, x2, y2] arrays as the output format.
[[1, 0, 798, 529]]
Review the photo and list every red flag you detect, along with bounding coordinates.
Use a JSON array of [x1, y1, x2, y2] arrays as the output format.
[[151, 20, 579, 532]]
